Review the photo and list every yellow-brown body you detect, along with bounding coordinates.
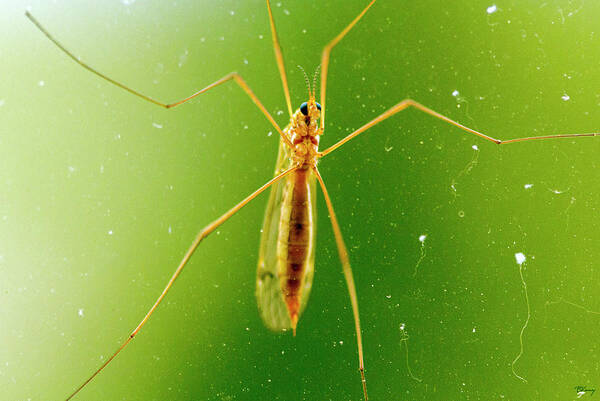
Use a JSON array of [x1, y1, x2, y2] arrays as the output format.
[[256, 99, 322, 332]]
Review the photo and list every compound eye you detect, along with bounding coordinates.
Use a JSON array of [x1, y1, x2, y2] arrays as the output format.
[[316, 102, 322, 111], [300, 102, 308, 115]]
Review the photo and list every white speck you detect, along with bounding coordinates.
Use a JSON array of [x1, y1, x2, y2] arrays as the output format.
[[0, 99, 5, 107], [229, 10, 235, 15], [121, 0, 136, 5], [561, 93, 570, 101], [108, 230, 113, 235], [515, 252, 526, 265], [486, 5, 497, 14], [419, 234, 427, 243], [524, 184, 533, 189], [152, 122, 163, 129], [100, 165, 104, 174], [168, 226, 172, 234], [276, 110, 284, 115], [243, 125, 249, 130], [38, 80, 45, 87], [452, 90, 460, 97], [385, 294, 392, 299], [267, 131, 273, 137], [399, 323, 406, 331], [258, 34, 264, 39], [339, 340, 343, 345], [472, 327, 476, 333], [177, 49, 189, 68], [78, 308, 84, 317], [472, 145, 479, 151], [302, 29, 307, 34], [68, 166, 76, 173], [283, 9, 290, 15], [243, 59, 248, 65]]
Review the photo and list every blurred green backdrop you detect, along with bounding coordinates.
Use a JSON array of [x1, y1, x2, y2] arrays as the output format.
[[2, 1, 600, 400]]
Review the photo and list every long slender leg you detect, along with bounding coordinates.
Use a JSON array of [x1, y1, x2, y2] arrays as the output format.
[[319, 99, 599, 157], [25, 12, 293, 149], [313, 166, 368, 401], [64, 166, 297, 401], [319, 0, 377, 131], [266, 0, 293, 118]]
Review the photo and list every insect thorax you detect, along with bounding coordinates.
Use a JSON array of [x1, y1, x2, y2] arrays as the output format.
[[286, 103, 322, 166]]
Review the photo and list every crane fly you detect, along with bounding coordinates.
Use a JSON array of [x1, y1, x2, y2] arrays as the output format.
[[25, 1, 599, 400]]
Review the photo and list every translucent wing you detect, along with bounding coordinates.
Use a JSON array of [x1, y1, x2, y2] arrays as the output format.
[[256, 138, 316, 331]]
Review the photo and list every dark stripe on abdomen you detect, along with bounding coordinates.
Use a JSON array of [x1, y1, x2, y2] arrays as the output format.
[[284, 166, 312, 300]]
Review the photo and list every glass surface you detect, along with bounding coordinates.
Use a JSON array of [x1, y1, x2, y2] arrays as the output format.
[[2, 1, 600, 400]]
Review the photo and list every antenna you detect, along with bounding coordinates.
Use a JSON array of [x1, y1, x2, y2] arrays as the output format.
[[297, 65, 312, 97], [312, 64, 321, 99]]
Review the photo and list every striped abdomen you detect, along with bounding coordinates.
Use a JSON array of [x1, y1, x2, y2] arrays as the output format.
[[277, 165, 315, 326], [256, 139, 316, 332]]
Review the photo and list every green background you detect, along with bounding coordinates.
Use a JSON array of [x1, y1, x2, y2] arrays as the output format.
[[2, 1, 600, 400]]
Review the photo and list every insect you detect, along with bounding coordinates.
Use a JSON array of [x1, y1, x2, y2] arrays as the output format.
[[22, 1, 599, 400]]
